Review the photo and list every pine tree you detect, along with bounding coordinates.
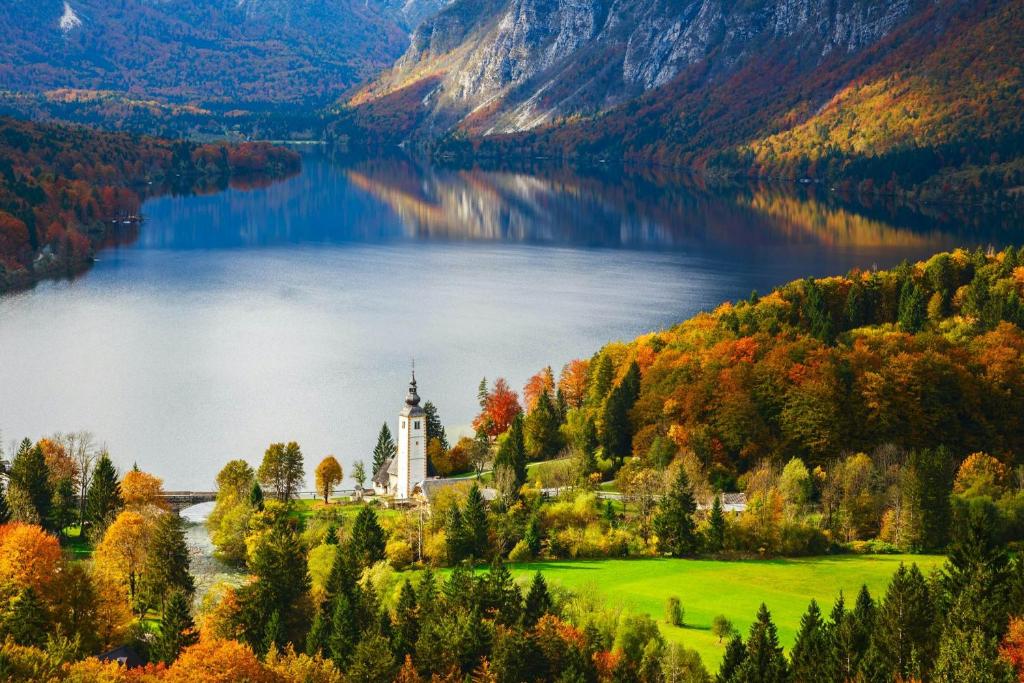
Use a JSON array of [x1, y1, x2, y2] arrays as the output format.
[[0, 587, 48, 647], [654, 466, 698, 557], [845, 279, 868, 329], [347, 632, 396, 683], [870, 563, 935, 680], [144, 512, 195, 612], [898, 279, 927, 332], [417, 567, 437, 617], [86, 452, 122, 527], [908, 446, 953, 551], [834, 586, 875, 680], [600, 361, 640, 463], [525, 391, 563, 461], [329, 591, 360, 669], [588, 354, 614, 404], [423, 402, 449, 452], [483, 558, 521, 626], [373, 423, 397, 475], [306, 605, 329, 655], [9, 439, 52, 529], [716, 635, 746, 683], [802, 278, 834, 342], [524, 514, 542, 556], [522, 572, 552, 628], [733, 604, 787, 683], [351, 505, 386, 567], [463, 484, 489, 560], [789, 600, 838, 682], [493, 414, 527, 490], [444, 503, 467, 565], [51, 477, 76, 535], [706, 494, 726, 552], [933, 579, 1016, 683], [153, 590, 198, 664], [249, 481, 264, 510], [392, 579, 419, 659]]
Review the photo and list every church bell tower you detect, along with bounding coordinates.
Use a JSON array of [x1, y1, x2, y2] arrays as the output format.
[[396, 369, 427, 499]]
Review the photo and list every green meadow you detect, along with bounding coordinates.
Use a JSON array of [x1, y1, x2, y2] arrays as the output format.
[[504, 555, 946, 669]]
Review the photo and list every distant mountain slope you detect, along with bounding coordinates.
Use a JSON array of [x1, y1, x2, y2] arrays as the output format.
[[346, 0, 1024, 194], [0, 0, 412, 105]]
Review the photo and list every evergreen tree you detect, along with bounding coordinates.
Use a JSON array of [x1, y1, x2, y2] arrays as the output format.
[[588, 354, 614, 404], [329, 591, 360, 669], [9, 439, 52, 529], [525, 391, 564, 461], [717, 635, 746, 683], [845, 279, 868, 329], [482, 558, 522, 626], [372, 423, 397, 475], [834, 586, 875, 680], [85, 452, 122, 528], [522, 572, 552, 628], [444, 503, 467, 564], [524, 514, 542, 556], [898, 279, 927, 332], [654, 466, 698, 557], [350, 505, 387, 567], [870, 563, 935, 680], [463, 484, 489, 560], [153, 590, 198, 665], [143, 511, 195, 612], [417, 567, 438, 616], [347, 632, 396, 683], [908, 446, 953, 551], [732, 604, 787, 683], [51, 477, 76, 535], [0, 587, 47, 647], [789, 600, 838, 682], [493, 414, 527, 490], [306, 605, 329, 655], [933, 577, 1015, 683], [423, 401, 449, 452], [600, 361, 640, 463], [249, 481, 264, 510], [802, 278, 834, 342], [706, 494, 726, 552], [392, 579, 419, 660]]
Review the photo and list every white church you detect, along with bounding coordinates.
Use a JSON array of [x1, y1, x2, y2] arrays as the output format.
[[372, 371, 428, 500]]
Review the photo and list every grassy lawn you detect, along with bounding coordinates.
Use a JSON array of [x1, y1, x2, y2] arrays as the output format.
[[292, 498, 401, 522], [504, 554, 945, 670]]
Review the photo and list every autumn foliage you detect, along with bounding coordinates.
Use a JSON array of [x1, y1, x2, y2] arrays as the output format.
[[473, 378, 523, 438]]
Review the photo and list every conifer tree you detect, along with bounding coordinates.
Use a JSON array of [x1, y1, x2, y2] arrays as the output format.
[[9, 439, 52, 529], [706, 494, 726, 552], [933, 580, 1015, 683], [86, 452, 122, 527], [654, 466, 698, 557], [444, 503, 467, 564], [898, 279, 927, 332], [144, 511, 195, 612], [417, 567, 437, 616], [733, 604, 787, 683], [524, 514, 542, 556], [329, 591, 360, 669], [870, 563, 935, 680], [348, 632, 396, 683], [351, 505, 386, 567], [907, 446, 953, 551], [588, 354, 614, 404], [525, 391, 563, 461], [463, 484, 489, 559], [483, 558, 522, 626], [423, 402, 449, 452], [522, 572, 552, 628], [493, 414, 527, 490], [802, 278, 834, 342], [249, 481, 264, 510], [153, 590, 198, 665], [716, 635, 746, 683], [600, 362, 641, 463], [1, 587, 47, 647], [835, 585, 875, 679], [51, 477, 76, 535], [845, 279, 868, 328], [372, 423, 397, 475], [306, 605, 329, 655], [789, 600, 838, 682], [392, 579, 419, 660]]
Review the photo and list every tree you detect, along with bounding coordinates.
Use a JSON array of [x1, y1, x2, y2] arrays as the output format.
[[601, 361, 640, 463], [444, 503, 468, 565], [717, 635, 746, 683], [802, 278, 834, 342], [350, 506, 386, 567], [257, 442, 305, 503], [424, 401, 449, 453], [463, 484, 489, 559], [121, 467, 165, 509], [474, 378, 523, 438], [493, 414, 527, 491], [51, 477, 76, 535], [589, 354, 614, 404], [0, 474, 9, 524], [789, 600, 837, 682], [372, 423, 397, 475], [86, 453, 123, 529], [352, 460, 367, 496], [522, 572, 552, 628], [208, 460, 256, 565], [525, 390, 564, 461], [392, 579, 419, 660], [143, 512, 195, 612], [654, 466, 698, 557], [8, 440, 52, 529], [0, 586, 48, 647], [907, 446, 953, 551], [94, 509, 156, 611], [870, 563, 935, 680], [153, 590, 199, 665], [732, 604, 787, 683], [315, 456, 344, 504], [833, 586, 874, 680], [711, 615, 734, 644], [706, 495, 726, 552], [898, 279, 927, 332], [558, 359, 590, 408]]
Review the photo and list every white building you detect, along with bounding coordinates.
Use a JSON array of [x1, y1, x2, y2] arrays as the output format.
[[373, 371, 428, 500]]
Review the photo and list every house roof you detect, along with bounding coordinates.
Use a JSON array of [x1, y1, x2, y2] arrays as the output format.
[[98, 646, 143, 669], [418, 478, 497, 503]]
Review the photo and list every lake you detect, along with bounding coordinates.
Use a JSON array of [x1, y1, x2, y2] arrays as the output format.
[[0, 150, 1020, 489]]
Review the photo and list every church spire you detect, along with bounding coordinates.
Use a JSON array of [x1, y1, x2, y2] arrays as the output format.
[[405, 363, 421, 408]]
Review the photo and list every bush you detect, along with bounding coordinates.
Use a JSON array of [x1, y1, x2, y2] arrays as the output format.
[[665, 596, 684, 627], [508, 539, 533, 563], [385, 539, 414, 570], [711, 614, 734, 643]]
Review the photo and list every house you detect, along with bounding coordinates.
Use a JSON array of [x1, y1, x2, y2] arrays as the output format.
[[97, 645, 143, 669], [697, 492, 747, 513]]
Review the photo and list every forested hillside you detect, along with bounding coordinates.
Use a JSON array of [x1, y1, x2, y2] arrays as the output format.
[[345, 0, 1023, 197], [0, 117, 300, 292]]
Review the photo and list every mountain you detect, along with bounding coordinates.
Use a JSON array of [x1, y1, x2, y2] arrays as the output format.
[[0, 0, 413, 105], [346, 0, 1024, 194]]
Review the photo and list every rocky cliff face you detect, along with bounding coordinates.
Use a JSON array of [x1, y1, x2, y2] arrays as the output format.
[[358, 0, 925, 134]]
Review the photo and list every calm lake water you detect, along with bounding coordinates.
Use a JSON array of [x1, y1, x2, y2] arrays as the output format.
[[1, 151, 1020, 489]]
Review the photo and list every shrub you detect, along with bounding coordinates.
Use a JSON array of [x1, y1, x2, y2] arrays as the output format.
[[665, 596, 684, 627], [385, 539, 414, 570], [711, 614, 735, 643]]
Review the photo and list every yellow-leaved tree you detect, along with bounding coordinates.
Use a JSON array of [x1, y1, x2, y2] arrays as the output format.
[[314, 456, 343, 504]]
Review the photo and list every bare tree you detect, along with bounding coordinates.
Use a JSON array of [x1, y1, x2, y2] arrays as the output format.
[[59, 431, 98, 527]]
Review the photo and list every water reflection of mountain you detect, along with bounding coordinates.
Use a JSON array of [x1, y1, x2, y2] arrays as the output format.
[[134, 150, 1024, 252]]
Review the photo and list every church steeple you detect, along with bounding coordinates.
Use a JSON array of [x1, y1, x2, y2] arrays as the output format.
[[405, 369, 421, 408]]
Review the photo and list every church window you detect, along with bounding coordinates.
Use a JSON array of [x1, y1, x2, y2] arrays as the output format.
[[414, 420, 421, 429]]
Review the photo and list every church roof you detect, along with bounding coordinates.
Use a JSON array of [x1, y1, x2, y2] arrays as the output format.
[[372, 458, 394, 486], [401, 371, 426, 417]]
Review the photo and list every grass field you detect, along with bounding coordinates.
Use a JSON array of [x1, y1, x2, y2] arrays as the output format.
[[504, 555, 945, 670]]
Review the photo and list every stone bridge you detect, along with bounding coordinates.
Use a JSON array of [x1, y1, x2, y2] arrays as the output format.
[[160, 491, 218, 513]]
